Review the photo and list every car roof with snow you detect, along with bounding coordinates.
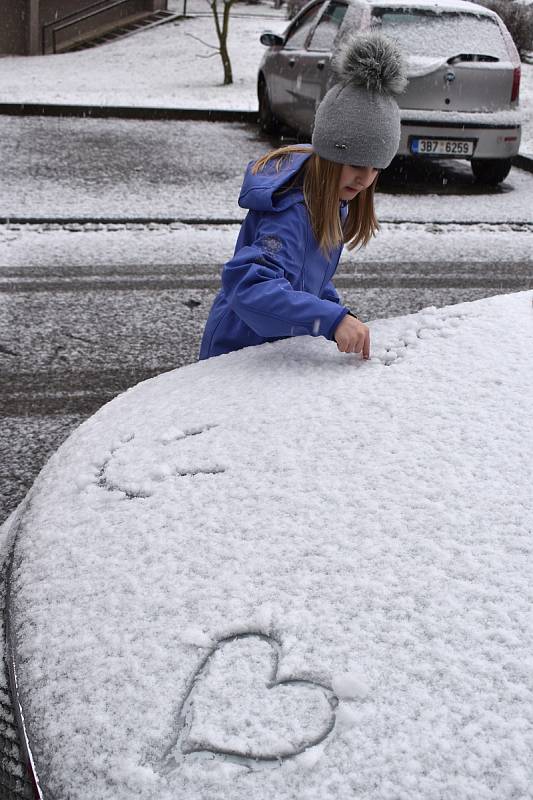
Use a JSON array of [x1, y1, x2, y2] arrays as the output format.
[[3, 291, 533, 799], [364, 0, 496, 14]]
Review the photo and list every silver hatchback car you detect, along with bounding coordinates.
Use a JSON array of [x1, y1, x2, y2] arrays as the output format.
[[258, 0, 522, 184]]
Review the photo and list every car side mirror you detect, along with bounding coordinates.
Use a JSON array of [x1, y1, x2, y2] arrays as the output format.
[[260, 31, 284, 47]]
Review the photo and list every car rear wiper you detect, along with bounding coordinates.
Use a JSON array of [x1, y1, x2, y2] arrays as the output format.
[[447, 53, 499, 64]]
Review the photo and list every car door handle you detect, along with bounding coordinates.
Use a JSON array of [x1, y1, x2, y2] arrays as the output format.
[[288, 58, 296, 67], [317, 60, 326, 70]]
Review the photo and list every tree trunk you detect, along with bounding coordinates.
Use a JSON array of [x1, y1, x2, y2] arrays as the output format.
[[221, 0, 234, 84], [220, 41, 233, 84], [210, 0, 235, 85]]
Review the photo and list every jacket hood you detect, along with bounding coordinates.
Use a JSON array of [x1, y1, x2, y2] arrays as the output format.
[[238, 148, 312, 212]]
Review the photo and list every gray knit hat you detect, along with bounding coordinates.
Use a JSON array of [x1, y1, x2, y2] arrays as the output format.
[[312, 32, 407, 169]]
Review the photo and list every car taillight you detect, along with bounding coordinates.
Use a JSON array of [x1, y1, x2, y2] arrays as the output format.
[[511, 66, 520, 103]]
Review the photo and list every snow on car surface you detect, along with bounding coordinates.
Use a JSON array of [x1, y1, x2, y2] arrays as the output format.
[[3, 291, 533, 799]]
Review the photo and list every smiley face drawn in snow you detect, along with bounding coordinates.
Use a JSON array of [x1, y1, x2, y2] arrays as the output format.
[[162, 633, 339, 772], [96, 423, 225, 499]]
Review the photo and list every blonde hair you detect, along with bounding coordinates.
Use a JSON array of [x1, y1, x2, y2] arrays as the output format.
[[252, 144, 379, 254]]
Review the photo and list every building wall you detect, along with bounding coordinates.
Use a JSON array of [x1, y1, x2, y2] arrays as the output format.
[[0, 0, 28, 55]]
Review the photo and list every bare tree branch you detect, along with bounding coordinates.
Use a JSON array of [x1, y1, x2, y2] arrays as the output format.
[[185, 31, 218, 50]]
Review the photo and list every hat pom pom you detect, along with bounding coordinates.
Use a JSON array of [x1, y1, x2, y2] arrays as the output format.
[[335, 31, 407, 95]]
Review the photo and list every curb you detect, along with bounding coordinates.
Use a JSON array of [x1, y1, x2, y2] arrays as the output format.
[[2, 217, 533, 227], [0, 103, 258, 123], [0, 216, 244, 225], [512, 153, 533, 174]]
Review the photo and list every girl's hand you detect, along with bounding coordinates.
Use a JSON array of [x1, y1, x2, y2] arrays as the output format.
[[334, 314, 370, 358]]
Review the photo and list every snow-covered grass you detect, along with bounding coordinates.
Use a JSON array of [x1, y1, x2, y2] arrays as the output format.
[[0, 0, 531, 151], [5, 290, 533, 799]]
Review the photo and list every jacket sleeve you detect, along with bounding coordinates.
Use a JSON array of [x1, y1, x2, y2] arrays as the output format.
[[321, 280, 341, 305], [221, 207, 348, 341]]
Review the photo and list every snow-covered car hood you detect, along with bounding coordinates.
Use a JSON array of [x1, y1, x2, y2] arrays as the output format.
[[4, 292, 533, 799]]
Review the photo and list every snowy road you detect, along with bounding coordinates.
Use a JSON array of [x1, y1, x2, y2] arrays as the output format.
[[1, 115, 533, 523], [2, 116, 533, 222]]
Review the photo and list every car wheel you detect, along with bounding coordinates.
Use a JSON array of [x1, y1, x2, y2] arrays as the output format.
[[258, 78, 280, 135], [471, 158, 512, 186]]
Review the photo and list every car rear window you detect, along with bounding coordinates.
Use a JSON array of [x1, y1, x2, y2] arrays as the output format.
[[371, 9, 510, 61]]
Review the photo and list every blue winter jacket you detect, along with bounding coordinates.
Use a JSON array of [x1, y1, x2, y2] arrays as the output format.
[[199, 148, 349, 360]]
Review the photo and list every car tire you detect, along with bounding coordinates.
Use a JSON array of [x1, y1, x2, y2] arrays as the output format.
[[258, 78, 280, 135], [471, 158, 512, 185]]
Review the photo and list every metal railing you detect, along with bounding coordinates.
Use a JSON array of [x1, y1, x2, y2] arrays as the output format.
[[41, 0, 141, 54]]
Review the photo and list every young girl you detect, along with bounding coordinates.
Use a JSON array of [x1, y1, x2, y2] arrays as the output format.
[[199, 32, 406, 361]]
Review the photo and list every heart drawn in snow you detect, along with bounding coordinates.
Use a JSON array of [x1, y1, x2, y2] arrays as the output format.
[[169, 633, 338, 764]]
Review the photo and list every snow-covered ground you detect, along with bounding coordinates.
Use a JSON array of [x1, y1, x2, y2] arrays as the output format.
[[4, 290, 533, 799], [0, 0, 531, 152], [2, 220, 533, 268]]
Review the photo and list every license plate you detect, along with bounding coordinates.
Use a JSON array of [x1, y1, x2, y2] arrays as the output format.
[[411, 138, 474, 156]]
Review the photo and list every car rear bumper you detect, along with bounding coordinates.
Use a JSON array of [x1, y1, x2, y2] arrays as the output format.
[[398, 110, 522, 159]]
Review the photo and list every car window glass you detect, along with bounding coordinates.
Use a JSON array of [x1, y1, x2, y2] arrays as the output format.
[[371, 10, 509, 60], [285, 3, 323, 50], [308, 2, 348, 51]]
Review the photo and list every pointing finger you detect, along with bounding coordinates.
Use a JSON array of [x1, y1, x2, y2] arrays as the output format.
[[363, 329, 370, 360]]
